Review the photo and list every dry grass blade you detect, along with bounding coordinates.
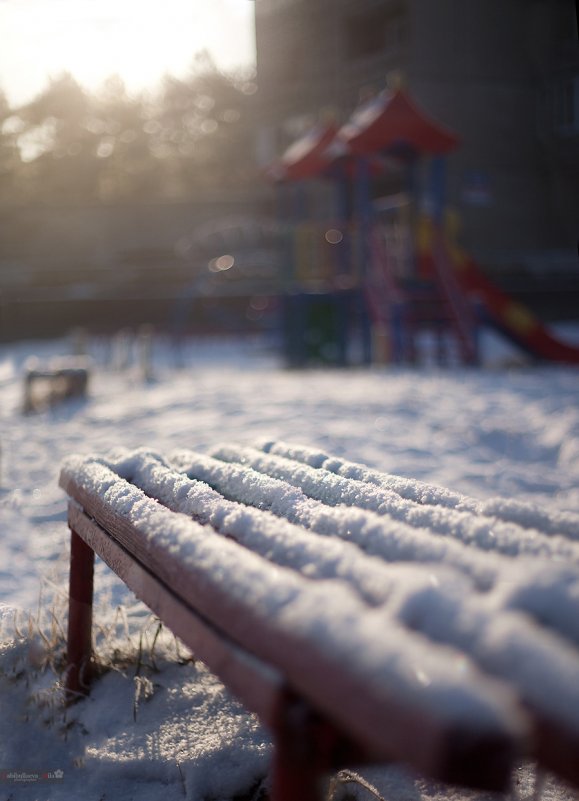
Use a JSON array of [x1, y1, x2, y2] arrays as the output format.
[[328, 770, 386, 801]]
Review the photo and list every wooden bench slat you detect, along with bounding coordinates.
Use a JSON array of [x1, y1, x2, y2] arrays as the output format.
[[100, 450, 579, 790], [171, 448, 505, 590], [169, 449, 579, 657], [208, 444, 579, 563], [60, 445, 579, 793], [256, 439, 579, 539], [68, 503, 284, 729], [60, 460, 524, 789]]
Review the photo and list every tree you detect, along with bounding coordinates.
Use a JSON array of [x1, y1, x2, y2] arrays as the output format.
[[15, 74, 99, 201], [0, 89, 22, 203], [154, 54, 258, 195], [3, 59, 258, 204]]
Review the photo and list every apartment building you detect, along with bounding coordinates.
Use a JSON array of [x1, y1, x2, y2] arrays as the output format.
[[255, 0, 578, 283]]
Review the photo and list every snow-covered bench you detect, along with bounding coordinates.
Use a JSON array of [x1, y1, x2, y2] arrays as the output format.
[[23, 357, 90, 414], [59, 441, 579, 799]]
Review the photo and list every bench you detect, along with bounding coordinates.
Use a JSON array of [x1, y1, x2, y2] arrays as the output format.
[[59, 441, 579, 800], [23, 357, 90, 414]]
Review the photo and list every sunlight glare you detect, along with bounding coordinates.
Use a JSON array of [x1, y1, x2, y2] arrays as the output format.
[[0, 0, 255, 105]]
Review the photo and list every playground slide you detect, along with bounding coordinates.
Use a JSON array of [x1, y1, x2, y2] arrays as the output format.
[[448, 244, 579, 365]]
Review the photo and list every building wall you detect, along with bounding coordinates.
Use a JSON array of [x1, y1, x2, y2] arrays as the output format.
[[405, 0, 547, 256], [256, 0, 411, 152], [255, 0, 578, 270]]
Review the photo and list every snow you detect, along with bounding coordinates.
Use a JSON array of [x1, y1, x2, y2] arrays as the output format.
[[1, 333, 579, 800], [60, 456, 526, 745], [114, 449, 579, 736], [208, 443, 579, 560], [256, 438, 579, 538]]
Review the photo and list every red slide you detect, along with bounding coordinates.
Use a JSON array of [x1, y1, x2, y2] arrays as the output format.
[[452, 247, 579, 365]]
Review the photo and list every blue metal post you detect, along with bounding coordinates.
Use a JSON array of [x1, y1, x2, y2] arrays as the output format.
[[430, 156, 446, 225], [355, 156, 371, 274], [354, 156, 373, 364]]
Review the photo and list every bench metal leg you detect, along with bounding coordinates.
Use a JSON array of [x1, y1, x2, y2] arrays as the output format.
[[66, 528, 95, 697], [271, 689, 337, 801]]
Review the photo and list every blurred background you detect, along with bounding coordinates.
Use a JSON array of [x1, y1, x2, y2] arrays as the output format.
[[0, 0, 577, 360]]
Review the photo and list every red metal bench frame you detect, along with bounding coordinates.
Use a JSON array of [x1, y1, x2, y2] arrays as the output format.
[[60, 469, 518, 801]]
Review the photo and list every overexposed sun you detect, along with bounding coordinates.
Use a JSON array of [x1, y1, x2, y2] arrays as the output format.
[[0, 0, 255, 105]]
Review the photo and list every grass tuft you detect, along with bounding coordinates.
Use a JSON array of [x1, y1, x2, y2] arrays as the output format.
[[0, 578, 196, 737], [328, 770, 386, 801]]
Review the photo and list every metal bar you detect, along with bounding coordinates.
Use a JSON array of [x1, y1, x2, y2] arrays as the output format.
[[60, 486, 518, 792], [271, 689, 325, 801], [66, 528, 95, 697], [67, 503, 284, 728]]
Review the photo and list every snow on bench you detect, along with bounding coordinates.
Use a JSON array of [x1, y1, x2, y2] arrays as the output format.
[[59, 445, 579, 799], [23, 357, 90, 414]]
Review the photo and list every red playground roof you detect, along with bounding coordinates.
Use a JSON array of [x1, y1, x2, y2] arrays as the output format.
[[270, 122, 339, 182], [340, 89, 459, 156], [266, 89, 458, 183]]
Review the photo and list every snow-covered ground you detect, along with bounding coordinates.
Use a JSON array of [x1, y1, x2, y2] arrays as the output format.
[[0, 331, 578, 801]]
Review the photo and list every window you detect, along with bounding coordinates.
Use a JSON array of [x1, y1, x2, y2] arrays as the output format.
[[555, 77, 578, 133], [345, 4, 407, 60], [540, 76, 579, 136]]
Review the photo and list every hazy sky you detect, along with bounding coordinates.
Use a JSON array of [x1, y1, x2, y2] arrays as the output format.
[[0, 0, 256, 107]]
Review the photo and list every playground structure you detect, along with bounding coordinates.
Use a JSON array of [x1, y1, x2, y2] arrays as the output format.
[[270, 89, 579, 368]]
